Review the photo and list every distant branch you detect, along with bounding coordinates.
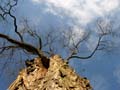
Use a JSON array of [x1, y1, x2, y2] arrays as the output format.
[[20, 19, 42, 49], [0, 45, 19, 54]]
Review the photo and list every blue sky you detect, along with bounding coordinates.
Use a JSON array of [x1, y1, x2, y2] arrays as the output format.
[[0, 0, 120, 90]]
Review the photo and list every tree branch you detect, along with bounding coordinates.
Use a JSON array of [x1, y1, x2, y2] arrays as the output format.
[[0, 45, 19, 54], [21, 19, 42, 49], [0, 33, 44, 57], [67, 35, 103, 61], [0, 0, 23, 42], [9, 12, 23, 42], [0, 33, 50, 68]]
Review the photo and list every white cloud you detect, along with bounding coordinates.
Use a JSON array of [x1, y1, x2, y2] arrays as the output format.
[[31, 0, 120, 50], [31, 0, 120, 24]]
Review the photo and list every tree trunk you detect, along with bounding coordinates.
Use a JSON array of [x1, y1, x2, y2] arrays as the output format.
[[8, 55, 92, 90]]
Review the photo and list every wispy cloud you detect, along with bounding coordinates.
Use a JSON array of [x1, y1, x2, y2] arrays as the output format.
[[31, 0, 120, 25], [30, 0, 120, 50]]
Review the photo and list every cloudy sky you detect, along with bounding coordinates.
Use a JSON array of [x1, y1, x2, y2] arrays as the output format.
[[0, 0, 120, 90]]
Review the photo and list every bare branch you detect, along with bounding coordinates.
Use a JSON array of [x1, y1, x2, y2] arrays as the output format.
[[0, 33, 50, 68], [0, 33, 44, 57], [0, 0, 23, 42], [67, 34, 103, 61], [66, 19, 112, 62], [20, 19, 42, 49], [0, 45, 18, 54], [9, 12, 23, 42], [43, 30, 58, 56]]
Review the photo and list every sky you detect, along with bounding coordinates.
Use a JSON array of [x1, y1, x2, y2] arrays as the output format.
[[0, 0, 120, 90]]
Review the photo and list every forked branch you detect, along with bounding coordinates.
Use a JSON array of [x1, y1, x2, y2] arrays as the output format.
[[0, 0, 23, 42], [0, 33, 44, 57], [66, 34, 103, 61]]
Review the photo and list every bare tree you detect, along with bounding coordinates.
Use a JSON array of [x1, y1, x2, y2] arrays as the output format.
[[0, 0, 116, 71]]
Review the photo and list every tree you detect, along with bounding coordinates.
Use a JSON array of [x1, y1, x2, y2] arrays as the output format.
[[0, 0, 115, 68], [0, 0, 116, 78], [1, 1, 119, 90]]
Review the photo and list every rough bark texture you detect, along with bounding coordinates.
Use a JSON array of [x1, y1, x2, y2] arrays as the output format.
[[8, 55, 92, 90]]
